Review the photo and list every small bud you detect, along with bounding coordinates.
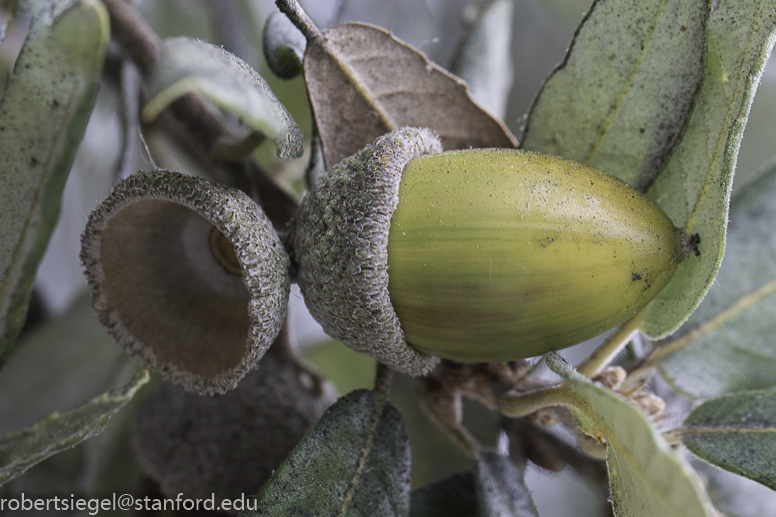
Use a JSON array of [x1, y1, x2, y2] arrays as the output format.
[[592, 367, 627, 390], [292, 128, 682, 372], [630, 391, 666, 417], [526, 407, 558, 428], [81, 170, 290, 394]]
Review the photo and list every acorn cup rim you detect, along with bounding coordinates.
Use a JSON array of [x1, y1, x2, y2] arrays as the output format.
[[80, 169, 290, 395]]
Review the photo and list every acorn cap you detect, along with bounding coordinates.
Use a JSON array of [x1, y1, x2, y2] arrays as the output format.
[[132, 343, 337, 505], [81, 170, 290, 395], [291, 128, 442, 376]]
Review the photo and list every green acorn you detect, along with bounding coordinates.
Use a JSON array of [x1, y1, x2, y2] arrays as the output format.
[[291, 128, 689, 374]]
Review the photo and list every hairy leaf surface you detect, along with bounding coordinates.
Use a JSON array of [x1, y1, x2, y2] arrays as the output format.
[[658, 159, 776, 398], [546, 353, 716, 517], [641, 0, 776, 336], [522, 0, 708, 191], [250, 389, 411, 516], [682, 388, 776, 490], [0, 0, 108, 369], [143, 37, 303, 159]]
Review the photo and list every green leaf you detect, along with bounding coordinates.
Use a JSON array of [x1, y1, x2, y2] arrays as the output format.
[[250, 389, 411, 517], [410, 472, 480, 517], [142, 37, 304, 159], [657, 160, 776, 398], [521, 0, 708, 191], [474, 451, 538, 517], [545, 353, 716, 517], [449, 0, 515, 120], [681, 388, 776, 491], [0, 369, 149, 486], [0, 0, 109, 369], [640, 0, 776, 337]]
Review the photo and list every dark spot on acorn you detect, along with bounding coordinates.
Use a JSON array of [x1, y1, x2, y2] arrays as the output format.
[[690, 232, 701, 256], [632, 272, 643, 281]]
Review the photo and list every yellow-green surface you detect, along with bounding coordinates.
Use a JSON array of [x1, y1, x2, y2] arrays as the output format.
[[387, 149, 679, 361]]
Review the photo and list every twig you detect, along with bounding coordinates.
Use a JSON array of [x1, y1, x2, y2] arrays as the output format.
[[118, 59, 141, 179], [505, 418, 614, 516], [415, 375, 481, 458], [498, 384, 568, 418], [101, 0, 159, 76], [373, 362, 393, 399], [576, 315, 642, 378], [507, 418, 609, 487], [275, 0, 325, 46]]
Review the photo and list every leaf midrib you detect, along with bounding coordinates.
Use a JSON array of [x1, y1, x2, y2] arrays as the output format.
[[583, 0, 671, 173], [321, 27, 399, 131]]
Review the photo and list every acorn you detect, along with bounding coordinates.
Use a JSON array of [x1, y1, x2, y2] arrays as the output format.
[[291, 128, 688, 374]]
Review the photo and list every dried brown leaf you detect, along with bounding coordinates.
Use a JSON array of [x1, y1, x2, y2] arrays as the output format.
[[304, 22, 517, 168]]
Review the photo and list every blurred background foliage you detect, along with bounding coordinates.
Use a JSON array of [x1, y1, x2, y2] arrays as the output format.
[[1, 1, 775, 515]]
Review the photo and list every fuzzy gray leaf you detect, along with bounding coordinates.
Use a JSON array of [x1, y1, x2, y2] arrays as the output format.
[[249, 389, 411, 516], [475, 451, 538, 517], [659, 159, 776, 398], [682, 388, 776, 491], [143, 37, 303, 159], [640, 0, 776, 337], [410, 472, 479, 517]]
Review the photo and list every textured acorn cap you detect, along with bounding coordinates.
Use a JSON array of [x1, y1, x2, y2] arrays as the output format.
[[81, 170, 289, 395], [291, 127, 442, 376], [132, 342, 336, 505]]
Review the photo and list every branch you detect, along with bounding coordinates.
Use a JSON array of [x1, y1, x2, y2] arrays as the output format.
[[576, 316, 642, 378], [498, 385, 569, 418], [275, 0, 325, 47]]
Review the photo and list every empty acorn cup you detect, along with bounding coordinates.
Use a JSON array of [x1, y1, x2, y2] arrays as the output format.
[[80, 170, 290, 395]]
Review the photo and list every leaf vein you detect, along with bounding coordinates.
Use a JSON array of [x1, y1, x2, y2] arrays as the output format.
[[323, 40, 399, 130], [582, 0, 671, 166]]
